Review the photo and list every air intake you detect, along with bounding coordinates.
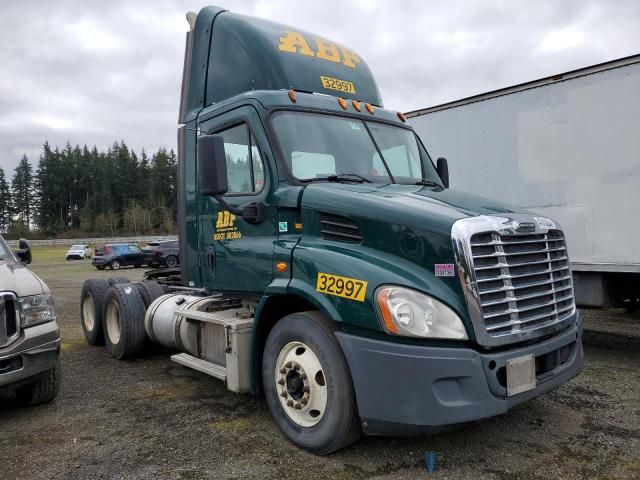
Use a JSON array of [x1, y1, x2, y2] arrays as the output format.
[[319, 213, 362, 243]]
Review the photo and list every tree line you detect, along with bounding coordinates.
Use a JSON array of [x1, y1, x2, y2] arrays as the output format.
[[0, 141, 177, 239]]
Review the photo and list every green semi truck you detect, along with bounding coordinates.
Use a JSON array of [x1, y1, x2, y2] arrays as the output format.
[[80, 6, 583, 454]]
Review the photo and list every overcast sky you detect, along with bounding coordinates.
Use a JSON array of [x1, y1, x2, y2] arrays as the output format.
[[1, 0, 638, 173]]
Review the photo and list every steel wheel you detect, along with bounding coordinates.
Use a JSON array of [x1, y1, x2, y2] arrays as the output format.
[[105, 299, 122, 345], [82, 294, 96, 332], [275, 341, 328, 428]]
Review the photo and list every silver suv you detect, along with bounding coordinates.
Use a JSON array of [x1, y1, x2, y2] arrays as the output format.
[[0, 236, 60, 405]]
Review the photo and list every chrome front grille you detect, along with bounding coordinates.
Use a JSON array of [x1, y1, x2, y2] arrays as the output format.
[[0, 292, 20, 347], [470, 230, 574, 336], [452, 215, 576, 347]]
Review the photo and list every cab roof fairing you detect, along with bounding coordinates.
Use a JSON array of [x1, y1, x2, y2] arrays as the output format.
[[180, 6, 383, 123]]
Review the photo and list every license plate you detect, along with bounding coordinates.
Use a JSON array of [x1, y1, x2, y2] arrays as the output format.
[[506, 354, 536, 396]]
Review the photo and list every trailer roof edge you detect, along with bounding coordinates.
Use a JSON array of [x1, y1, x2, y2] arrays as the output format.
[[405, 53, 640, 118]]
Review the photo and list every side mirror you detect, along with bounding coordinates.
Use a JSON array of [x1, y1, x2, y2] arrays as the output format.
[[197, 134, 228, 196], [436, 157, 449, 189], [15, 238, 32, 264]]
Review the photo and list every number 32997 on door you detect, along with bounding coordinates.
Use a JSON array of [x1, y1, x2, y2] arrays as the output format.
[[316, 273, 367, 302]]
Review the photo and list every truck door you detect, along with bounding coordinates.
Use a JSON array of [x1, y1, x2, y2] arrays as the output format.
[[197, 106, 276, 294]]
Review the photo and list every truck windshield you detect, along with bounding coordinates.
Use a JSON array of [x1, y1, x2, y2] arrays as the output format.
[[271, 111, 442, 185]]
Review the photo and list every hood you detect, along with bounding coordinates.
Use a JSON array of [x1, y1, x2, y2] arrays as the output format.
[[0, 260, 47, 297], [301, 183, 527, 235]]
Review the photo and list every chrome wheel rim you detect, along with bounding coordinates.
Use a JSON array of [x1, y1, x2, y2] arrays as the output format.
[[275, 341, 327, 427], [82, 294, 95, 331], [105, 300, 121, 344]]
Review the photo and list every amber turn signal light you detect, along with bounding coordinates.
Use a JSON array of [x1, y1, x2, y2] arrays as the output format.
[[276, 262, 288, 272], [377, 289, 400, 334]]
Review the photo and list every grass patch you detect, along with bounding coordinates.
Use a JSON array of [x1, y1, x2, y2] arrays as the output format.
[[32, 245, 74, 262], [61, 338, 87, 352], [211, 417, 253, 433]]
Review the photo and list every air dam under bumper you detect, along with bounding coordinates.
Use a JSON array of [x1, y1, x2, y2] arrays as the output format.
[[336, 313, 583, 436]]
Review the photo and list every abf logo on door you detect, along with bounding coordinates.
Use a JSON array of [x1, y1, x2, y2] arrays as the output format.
[[214, 211, 242, 241]]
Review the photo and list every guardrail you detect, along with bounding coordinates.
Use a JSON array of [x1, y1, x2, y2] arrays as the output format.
[[5, 235, 178, 247]]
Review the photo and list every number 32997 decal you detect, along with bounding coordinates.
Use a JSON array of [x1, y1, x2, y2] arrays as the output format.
[[316, 272, 367, 302]]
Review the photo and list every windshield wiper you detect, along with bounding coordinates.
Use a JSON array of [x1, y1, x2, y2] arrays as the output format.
[[414, 179, 441, 187], [327, 174, 372, 183], [302, 173, 372, 184]]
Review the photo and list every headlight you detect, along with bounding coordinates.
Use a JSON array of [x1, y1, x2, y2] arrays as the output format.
[[376, 286, 468, 340], [19, 294, 55, 327]]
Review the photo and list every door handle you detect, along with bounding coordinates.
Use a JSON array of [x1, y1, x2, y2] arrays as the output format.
[[206, 246, 215, 273]]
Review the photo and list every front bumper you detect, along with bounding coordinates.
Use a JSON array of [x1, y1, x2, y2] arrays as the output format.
[[336, 312, 583, 435], [0, 320, 60, 391]]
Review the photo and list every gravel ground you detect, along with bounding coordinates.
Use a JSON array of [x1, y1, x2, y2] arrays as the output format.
[[1, 256, 639, 480]]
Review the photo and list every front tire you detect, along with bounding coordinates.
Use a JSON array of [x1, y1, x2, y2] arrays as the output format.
[[262, 311, 361, 454], [15, 363, 61, 406], [103, 284, 146, 359]]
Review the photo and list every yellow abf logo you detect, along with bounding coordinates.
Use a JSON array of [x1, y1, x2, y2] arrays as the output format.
[[278, 31, 361, 69], [216, 211, 236, 229], [214, 211, 242, 241]]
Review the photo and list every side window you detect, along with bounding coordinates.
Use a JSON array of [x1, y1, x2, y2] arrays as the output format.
[[217, 123, 265, 194], [291, 152, 336, 179], [128, 245, 141, 253]]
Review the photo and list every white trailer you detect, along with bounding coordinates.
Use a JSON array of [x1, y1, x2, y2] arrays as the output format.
[[407, 54, 640, 309]]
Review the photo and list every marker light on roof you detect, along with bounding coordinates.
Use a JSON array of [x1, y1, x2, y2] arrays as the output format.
[[365, 103, 374, 114], [338, 98, 348, 110], [352, 100, 361, 111], [288, 89, 297, 103], [397, 112, 407, 122]]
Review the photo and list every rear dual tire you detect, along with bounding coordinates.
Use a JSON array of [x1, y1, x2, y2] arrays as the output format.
[[81, 279, 161, 358], [80, 279, 110, 345], [103, 284, 146, 360], [133, 281, 165, 308], [262, 311, 361, 455]]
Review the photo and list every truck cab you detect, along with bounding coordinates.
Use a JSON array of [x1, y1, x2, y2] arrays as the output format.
[[178, 6, 583, 452], [82, 6, 582, 455], [0, 236, 60, 406]]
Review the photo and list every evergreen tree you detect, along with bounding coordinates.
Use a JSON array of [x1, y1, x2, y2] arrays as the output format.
[[24, 140, 179, 238], [0, 168, 10, 233], [35, 142, 60, 234], [11, 155, 34, 232]]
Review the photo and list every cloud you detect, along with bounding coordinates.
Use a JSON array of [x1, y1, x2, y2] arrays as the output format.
[[537, 28, 585, 53], [0, 0, 638, 173]]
